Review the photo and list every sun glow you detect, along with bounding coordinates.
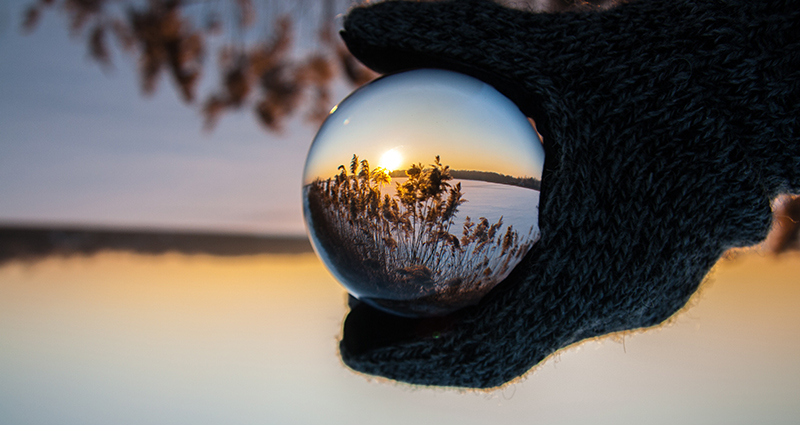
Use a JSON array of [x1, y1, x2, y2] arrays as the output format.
[[378, 149, 403, 171]]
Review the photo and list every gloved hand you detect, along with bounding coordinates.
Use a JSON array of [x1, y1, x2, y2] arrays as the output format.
[[337, 0, 800, 388]]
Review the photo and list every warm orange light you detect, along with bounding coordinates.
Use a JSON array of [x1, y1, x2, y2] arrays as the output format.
[[378, 149, 403, 171]]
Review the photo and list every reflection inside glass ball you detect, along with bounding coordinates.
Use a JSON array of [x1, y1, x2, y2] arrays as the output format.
[[303, 69, 545, 317]]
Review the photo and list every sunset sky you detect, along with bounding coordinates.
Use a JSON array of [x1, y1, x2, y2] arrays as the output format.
[[304, 69, 545, 184], [2, 249, 799, 424]]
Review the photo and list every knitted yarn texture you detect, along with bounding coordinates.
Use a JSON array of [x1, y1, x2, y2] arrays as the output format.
[[338, 0, 800, 388]]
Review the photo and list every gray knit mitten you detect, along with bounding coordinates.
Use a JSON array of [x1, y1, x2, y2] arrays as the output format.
[[338, 0, 800, 388]]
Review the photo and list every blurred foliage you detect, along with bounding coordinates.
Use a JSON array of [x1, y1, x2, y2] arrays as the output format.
[[22, 0, 378, 131], [19, 0, 796, 253], [21, 0, 623, 132]]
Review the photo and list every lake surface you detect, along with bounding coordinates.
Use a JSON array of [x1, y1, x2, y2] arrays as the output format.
[[1, 250, 799, 424], [380, 178, 540, 237]]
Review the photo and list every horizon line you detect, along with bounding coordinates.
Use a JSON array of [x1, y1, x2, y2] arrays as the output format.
[[0, 223, 313, 264]]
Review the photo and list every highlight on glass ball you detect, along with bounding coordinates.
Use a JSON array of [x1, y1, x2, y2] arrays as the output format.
[[302, 69, 545, 317]]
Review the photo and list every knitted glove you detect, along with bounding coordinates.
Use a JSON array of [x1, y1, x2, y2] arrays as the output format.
[[337, 0, 800, 388]]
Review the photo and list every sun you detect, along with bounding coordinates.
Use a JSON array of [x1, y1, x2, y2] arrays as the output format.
[[378, 149, 403, 171]]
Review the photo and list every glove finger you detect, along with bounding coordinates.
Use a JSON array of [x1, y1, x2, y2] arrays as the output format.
[[340, 0, 574, 123]]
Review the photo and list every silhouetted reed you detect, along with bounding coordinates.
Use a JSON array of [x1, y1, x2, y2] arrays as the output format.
[[306, 154, 537, 314]]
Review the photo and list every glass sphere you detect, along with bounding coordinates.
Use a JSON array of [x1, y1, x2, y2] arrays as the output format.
[[303, 69, 544, 317]]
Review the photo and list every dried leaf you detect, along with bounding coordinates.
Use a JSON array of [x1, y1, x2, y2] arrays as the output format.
[[128, 0, 203, 102], [173, 69, 199, 102], [140, 52, 162, 95], [255, 66, 302, 132], [224, 63, 250, 106], [236, 0, 255, 28], [203, 95, 229, 131], [302, 55, 335, 85], [249, 17, 293, 75], [255, 98, 282, 131], [110, 18, 135, 51], [89, 24, 111, 65], [65, 0, 104, 33], [22, 5, 41, 32]]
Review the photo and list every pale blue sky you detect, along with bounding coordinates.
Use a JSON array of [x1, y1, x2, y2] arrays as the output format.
[[305, 69, 545, 184], [0, 0, 335, 235]]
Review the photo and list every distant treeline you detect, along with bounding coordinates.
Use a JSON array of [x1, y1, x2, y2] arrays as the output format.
[[389, 169, 540, 190], [0, 225, 312, 264]]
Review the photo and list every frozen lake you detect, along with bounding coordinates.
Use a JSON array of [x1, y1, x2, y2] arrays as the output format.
[[381, 178, 540, 239]]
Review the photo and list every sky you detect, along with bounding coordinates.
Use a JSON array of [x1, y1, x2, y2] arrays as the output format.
[[0, 0, 334, 236], [304, 69, 545, 183], [0, 2, 546, 238], [2, 2, 799, 423]]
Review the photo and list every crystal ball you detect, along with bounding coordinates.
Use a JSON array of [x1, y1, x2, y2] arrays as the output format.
[[303, 69, 544, 317]]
